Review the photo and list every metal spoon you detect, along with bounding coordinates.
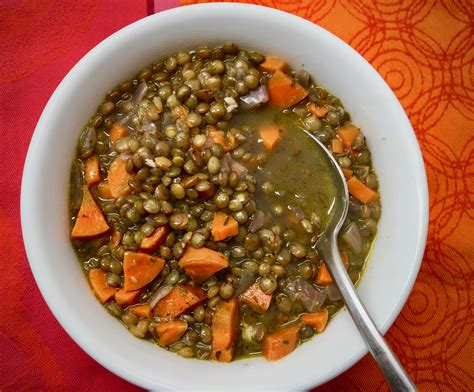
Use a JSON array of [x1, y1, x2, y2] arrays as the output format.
[[305, 131, 417, 392]]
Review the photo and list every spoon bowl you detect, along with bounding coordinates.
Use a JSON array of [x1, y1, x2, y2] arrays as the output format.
[[305, 131, 417, 391]]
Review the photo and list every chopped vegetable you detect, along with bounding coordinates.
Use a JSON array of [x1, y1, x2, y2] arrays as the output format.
[[140, 226, 169, 252], [211, 298, 239, 362], [84, 155, 100, 185], [262, 324, 300, 361], [149, 284, 173, 309], [123, 252, 165, 291], [260, 56, 286, 73], [89, 268, 117, 303], [108, 154, 134, 199], [308, 102, 329, 118], [341, 168, 353, 179], [259, 124, 281, 151], [154, 285, 206, 319], [284, 276, 327, 312], [115, 288, 140, 306], [315, 263, 333, 286], [301, 308, 329, 333], [331, 138, 344, 154], [97, 180, 113, 199], [211, 212, 238, 241], [128, 303, 152, 319], [109, 122, 128, 142], [240, 282, 273, 314], [108, 229, 122, 250], [341, 221, 364, 254], [71, 185, 110, 239], [156, 321, 188, 347], [347, 176, 379, 204], [267, 70, 308, 109], [178, 247, 229, 282], [206, 127, 236, 151], [338, 124, 360, 149], [240, 86, 269, 109]]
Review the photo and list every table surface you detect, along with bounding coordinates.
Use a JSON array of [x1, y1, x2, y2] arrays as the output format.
[[1, 1, 472, 391]]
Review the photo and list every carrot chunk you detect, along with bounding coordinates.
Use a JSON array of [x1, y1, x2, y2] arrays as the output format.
[[108, 155, 134, 199], [347, 176, 379, 204], [259, 124, 281, 151], [267, 70, 308, 109], [240, 282, 273, 314], [140, 226, 169, 252], [341, 168, 353, 179], [207, 127, 236, 152], [262, 324, 300, 361], [71, 185, 109, 239], [211, 213, 239, 241], [337, 123, 360, 148], [260, 56, 286, 73], [211, 298, 239, 362], [301, 308, 329, 333], [331, 138, 344, 154], [115, 288, 140, 306], [84, 155, 100, 185], [154, 285, 206, 319], [123, 252, 165, 292], [89, 268, 117, 303], [97, 180, 113, 199], [109, 122, 128, 142], [308, 102, 329, 118], [156, 320, 188, 347], [178, 247, 229, 283], [128, 303, 152, 319], [315, 263, 333, 286]]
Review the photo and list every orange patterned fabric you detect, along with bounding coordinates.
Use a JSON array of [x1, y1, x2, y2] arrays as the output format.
[[182, 0, 474, 390], [0, 1, 472, 391]]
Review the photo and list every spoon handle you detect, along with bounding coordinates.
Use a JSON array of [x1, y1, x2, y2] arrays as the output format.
[[319, 237, 417, 392]]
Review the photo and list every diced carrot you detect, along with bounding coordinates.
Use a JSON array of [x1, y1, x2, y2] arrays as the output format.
[[341, 168, 353, 179], [154, 285, 207, 319], [128, 303, 152, 319], [337, 123, 360, 148], [108, 154, 134, 199], [123, 252, 165, 292], [308, 102, 329, 118], [207, 127, 236, 152], [178, 247, 229, 283], [301, 308, 329, 333], [259, 124, 281, 151], [260, 56, 286, 73], [109, 122, 128, 142], [140, 226, 169, 252], [331, 138, 344, 154], [156, 320, 188, 347], [267, 70, 308, 109], [211, 298, 239, 362], [71, 185, 110, 239], [211, 213, 239, 241], [89, 268, 117, 303], [97, 180, 113, 199], [262, 324, 300, 361], [108, 229, 122, 250], [341, 251, 350, 270], [315, 263, 333, 286], [347, 176, 379, 204], [85, 155, 100, 185], [115, 288, 140, 306], [240, 282, 272, 314]]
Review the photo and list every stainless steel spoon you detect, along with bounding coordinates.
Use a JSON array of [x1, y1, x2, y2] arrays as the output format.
[[306, 131, 417, 392]]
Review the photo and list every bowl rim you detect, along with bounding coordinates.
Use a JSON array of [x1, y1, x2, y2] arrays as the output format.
[[21, 3, 429, 390]]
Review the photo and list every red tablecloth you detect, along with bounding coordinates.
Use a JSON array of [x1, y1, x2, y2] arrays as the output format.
[[1, 1, 472, 391]]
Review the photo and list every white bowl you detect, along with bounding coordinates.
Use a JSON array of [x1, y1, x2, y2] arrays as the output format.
[[21, 3, 429, 390]]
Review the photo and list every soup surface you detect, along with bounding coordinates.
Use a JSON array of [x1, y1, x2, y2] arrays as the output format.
[[70, 43, 380, 362]]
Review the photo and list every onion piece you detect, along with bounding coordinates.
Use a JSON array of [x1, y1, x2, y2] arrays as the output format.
[[133, 81, 148, 104], [235, 270, 256, 296], [149, 284, 172, 309], [284, 277, 327, 312], [294, 69, 310, 87], [240, 86, 269, 109], [221, 153, 248, 179], [327, 284, 342, 301], [341, 222, 363, 254], [249, 210, 265, 233]]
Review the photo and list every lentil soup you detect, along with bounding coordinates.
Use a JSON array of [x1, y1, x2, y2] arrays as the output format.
[[69, 43, 380, 362]]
